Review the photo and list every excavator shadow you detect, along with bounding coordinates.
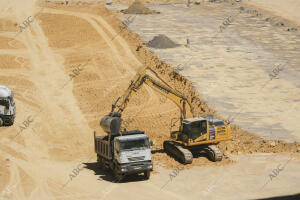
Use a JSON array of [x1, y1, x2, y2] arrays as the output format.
[[152, 148, 217, 163], [192, 152, 214, 161], [84, 162, 149, 183]]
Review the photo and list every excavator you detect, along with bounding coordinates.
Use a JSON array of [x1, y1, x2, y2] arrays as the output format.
[[102, 66, 231, 164]]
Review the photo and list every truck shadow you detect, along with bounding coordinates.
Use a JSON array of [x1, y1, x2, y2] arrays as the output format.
[[84, 162, 149, 183], [151, 148, 164, 154], [253, 193, 300, 200]]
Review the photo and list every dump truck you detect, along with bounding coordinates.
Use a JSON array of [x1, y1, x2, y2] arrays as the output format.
[[0, 85, 15, 126], [94, 112, 153, 181]]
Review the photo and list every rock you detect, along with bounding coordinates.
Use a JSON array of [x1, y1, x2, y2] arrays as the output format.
[[265, 18, 271, 22], [106, 0, 112, 5], [270, 141, 276, 147], [287, 27, 297, 32], [275, 21, 284, 26]]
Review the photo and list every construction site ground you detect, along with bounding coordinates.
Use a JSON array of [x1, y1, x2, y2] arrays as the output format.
[[0, 0, 299, 200]]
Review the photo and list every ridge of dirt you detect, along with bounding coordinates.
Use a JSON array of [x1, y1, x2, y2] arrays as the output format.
[[241, 0, 300, 29]]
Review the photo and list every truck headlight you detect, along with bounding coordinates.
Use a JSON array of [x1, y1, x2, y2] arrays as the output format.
[[121, 168, 127, 172], [148, 165, 153, 169]]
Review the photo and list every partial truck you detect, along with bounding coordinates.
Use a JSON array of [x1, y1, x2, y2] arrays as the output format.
[[0, 85, 16, 126], [94, 112, 153, 181]]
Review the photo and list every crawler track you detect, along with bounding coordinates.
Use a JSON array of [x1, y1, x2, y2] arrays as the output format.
[[163, 140, 193, 164]]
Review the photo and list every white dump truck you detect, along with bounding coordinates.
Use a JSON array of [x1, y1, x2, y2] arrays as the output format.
[[0, 85, 15, 126], [94, 112, 153, 181]]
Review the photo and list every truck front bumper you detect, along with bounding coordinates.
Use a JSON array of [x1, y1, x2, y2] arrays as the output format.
[[120, 161, 153, 174], [0, 115, 14, 126]]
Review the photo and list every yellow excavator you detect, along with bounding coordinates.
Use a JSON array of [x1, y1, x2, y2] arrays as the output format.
[[102, 66, 231, 164]]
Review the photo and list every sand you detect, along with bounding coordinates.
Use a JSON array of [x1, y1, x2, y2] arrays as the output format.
[[244, 0, 300, 27], [0, 0, 299, 199]]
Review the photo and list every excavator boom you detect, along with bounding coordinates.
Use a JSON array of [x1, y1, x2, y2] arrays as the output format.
[[111, 66, 194, 125]]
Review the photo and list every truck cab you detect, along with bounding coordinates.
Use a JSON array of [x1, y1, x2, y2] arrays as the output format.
[[0, 85, 16, 126], [113, 134, 152, 176], [94, 128, 153, 181]]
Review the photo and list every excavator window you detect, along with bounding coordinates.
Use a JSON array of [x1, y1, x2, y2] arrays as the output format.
[[183, 120, 207, 140]]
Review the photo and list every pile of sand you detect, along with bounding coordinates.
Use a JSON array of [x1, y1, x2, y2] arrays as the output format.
[[121, 0, 159, 14], [146, 34, 180, 49]]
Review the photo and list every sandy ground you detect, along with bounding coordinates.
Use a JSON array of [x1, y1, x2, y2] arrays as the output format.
[[244, 0, 300, 27], [0, 0, 299, 200]]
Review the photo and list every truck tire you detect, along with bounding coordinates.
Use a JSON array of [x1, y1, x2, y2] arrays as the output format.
[[7, 117, 14, 126], [143, 170, 151, 180], [114, 168, 123, 182], [97, 155, 102, 169], [97, 155, 106, 170], [0, 118, 3, 126]]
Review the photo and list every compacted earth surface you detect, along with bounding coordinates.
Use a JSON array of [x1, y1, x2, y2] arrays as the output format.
[[0, 0, 299, 200]]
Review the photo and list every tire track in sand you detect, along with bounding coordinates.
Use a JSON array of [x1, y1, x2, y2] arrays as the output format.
[[43, 8, 160, 113]]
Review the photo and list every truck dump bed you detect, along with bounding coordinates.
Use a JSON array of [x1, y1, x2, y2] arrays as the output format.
[[94, 132, 112, 160]]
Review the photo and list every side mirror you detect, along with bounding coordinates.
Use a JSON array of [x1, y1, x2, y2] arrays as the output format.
[[150, 140, 155, 146]]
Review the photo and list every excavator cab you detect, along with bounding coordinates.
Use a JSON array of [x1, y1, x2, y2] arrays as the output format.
[[182, 118, 208, 142]]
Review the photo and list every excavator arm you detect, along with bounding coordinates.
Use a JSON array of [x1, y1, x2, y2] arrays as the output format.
[[111, 66, 194, 125]]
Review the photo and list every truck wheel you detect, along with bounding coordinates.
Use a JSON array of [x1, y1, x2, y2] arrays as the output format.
[[143, 170, 151, 180], [97, 155, 102, 168], [7, 118, 14, 126], [97, 155, 105, 170], [0, 118, 3, 126], [114, 168, 123, 182]]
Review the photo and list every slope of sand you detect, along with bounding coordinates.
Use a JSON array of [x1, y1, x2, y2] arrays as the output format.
[[0, 0, 299, 200], [244, 0, 300, 26]]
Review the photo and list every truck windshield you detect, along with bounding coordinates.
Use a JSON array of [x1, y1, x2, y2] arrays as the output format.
[[0, 99, 9, 108], [119, 139, 149, 151]]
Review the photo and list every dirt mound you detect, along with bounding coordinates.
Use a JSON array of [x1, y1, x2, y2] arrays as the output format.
[[121, 0, 159, 14], [219, 125, 300, 155], [146, 34, 180, 49]]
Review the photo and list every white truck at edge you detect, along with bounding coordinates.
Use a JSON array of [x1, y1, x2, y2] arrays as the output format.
[[0, 85, 15, 126]]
